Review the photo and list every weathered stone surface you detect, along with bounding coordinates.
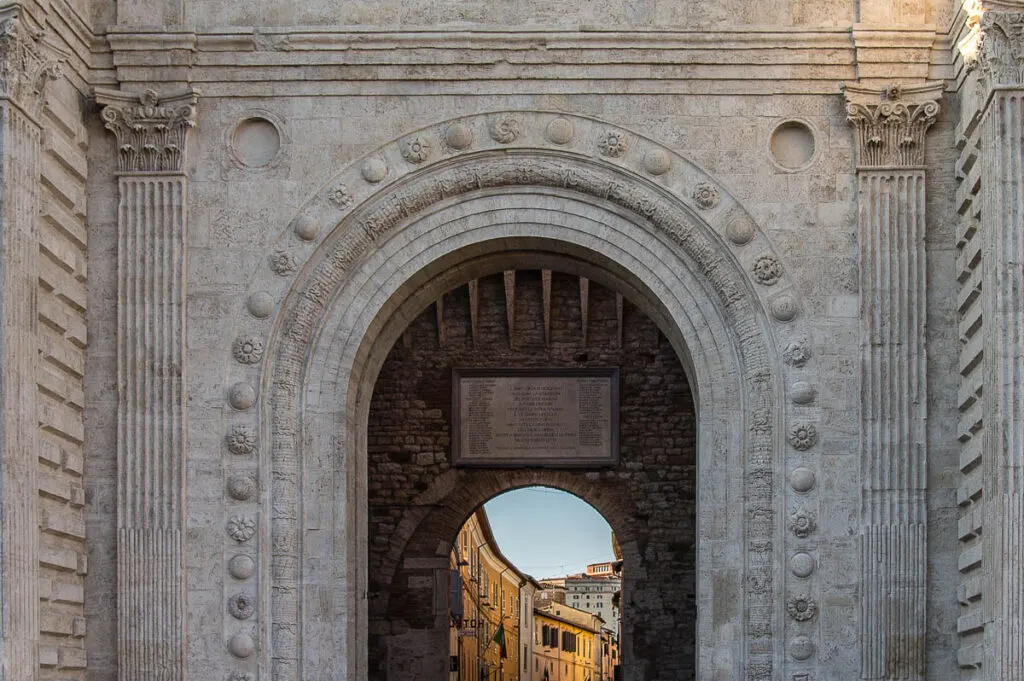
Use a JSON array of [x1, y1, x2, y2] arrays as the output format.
[[0, 2, 1013, 681]]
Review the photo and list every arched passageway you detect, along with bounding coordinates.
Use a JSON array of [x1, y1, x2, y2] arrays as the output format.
[[366, 271, 697, 681]]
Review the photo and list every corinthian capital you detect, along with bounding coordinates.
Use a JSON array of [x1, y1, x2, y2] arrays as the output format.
[[95, 87, 200, 174], [842, 83, 942, 168], [979, 10, 1024, 85], [0, 10, 64, 117]]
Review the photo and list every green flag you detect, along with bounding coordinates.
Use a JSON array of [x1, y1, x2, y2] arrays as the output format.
[[491, 622, 508, 659]]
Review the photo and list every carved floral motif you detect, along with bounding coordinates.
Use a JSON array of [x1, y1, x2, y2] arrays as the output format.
[[789, 509, 817, 538], [788, 423, 818, 450], [488, 117, 520, 144], [233, 336, 265, 364], [979, 11, 1024, 85], [97, 88, 199, 173], [752, 255, 782, 286], [327, 183, 353, 209], [598, 131, 628, 158], [226, 425, 257, 455], [787, 596, 818, 621], [844, 84, 940, 167], [692, 183, 719, 209], [0, 13, 63, 116], [227, 515, 257, 542], [782, 341, 812, 367], [269, 250, 298, 276], [401, 136, 432, 164]]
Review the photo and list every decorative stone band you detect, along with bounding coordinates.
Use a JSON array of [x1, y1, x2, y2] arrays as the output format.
[[95, 87, 199, 174], [0, 8, 64, 119], [842, 83, 942, 168]]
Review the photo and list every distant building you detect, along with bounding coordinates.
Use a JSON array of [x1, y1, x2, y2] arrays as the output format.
[[533, 603, 603, 681], [563, 574, 620, 637], [585, 562, 615, 577]]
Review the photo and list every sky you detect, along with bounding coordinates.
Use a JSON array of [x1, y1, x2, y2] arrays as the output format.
[[483, 486, 615, 579]]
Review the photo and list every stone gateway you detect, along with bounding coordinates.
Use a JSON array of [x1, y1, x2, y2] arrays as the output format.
[[0, 1, 1021, 681]]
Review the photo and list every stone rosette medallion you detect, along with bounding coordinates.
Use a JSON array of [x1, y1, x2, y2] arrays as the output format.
[[787, 596, 817, 621], [227, 515, 257, 543], [788, 423, 817, 450], [226, 425, 257, 455]]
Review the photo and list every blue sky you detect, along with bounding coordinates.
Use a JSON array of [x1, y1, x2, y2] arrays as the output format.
[[483, 486, 615, 579]]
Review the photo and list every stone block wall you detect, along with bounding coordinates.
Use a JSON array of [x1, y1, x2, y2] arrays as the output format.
[[367, 271, 696, 681], [36, 79, 90, 679]]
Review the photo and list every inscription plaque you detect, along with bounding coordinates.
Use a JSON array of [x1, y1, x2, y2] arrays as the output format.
[[452, 368, 619, 467]]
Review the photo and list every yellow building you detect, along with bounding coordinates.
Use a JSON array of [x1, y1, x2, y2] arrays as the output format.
[[532, 604, 602, 681], [450, 508, 534, 681]]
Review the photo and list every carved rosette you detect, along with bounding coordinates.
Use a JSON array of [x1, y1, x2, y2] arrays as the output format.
[[843, 84, 941, 167], [789, 509, 817, 538], [0, 12, 63, 117], [787, 596, 818, 621], [979, 11, 1024, 85], [96, 87, 199, 173], [227, 515, 257, 542]]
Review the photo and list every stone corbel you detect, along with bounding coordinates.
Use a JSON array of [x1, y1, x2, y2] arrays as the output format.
[[95, 86, 200, 173], [0, 7, 65, 120], [843, 82, 943, 168]]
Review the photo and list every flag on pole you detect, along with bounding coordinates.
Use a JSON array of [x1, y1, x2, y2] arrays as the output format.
[[491, 622, 508, 659]]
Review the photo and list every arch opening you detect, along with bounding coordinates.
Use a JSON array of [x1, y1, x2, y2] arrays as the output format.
[[364, 270, 697, 681]]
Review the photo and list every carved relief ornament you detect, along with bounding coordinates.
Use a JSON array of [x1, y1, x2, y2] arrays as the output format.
[[95, 87, 200, 173], [843, 83, 942, 168], [978, 11, 1024, 85], [0, 11, 63, 116]]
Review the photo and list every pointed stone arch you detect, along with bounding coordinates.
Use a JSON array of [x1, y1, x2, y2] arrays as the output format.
[[225, 112, 819, 681]]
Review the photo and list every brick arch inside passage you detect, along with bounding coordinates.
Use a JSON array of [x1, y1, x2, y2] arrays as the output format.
[[366, 270, 697, 681]]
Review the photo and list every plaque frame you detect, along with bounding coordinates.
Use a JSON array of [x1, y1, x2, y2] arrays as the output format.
[[451, 367, 620, 468]]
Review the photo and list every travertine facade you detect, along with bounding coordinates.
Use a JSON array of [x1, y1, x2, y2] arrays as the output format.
[[0, 0, 1021, 680]]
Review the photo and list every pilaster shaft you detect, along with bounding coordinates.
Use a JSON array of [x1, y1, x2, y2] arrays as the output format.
[[978, 11, 1024, 679], [97, 86, 197, 681], [845, 82, 941, 681], [0, 9, 60, 679]]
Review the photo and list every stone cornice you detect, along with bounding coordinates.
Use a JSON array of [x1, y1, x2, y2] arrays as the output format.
[[0, 8, 65, 119], [843, 82, 943, 168], [95, 86, 200, 174], [978, 10, 1024, 85]]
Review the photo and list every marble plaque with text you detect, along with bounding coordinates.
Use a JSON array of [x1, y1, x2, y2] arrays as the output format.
[[452, 368, 619, 466]]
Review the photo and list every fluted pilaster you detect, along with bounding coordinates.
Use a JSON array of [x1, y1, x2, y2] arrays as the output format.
[[845, 82, 941, 681], [977, 11, 1024, 679], [97, 86, 198, 681], [0, 8, 61, 679]]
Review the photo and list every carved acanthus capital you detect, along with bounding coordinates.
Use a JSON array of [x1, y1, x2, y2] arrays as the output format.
[[978, 10, 1024, 85], [843, 83, 942, 168], [0, 11, 63, 117], [95, 87, 200, 173]]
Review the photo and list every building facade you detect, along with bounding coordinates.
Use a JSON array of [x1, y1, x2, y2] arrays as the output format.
[[564, 575, 620, 638], [450, 509, 531, 681], [533, 606, 603, 681], [0, 0, 1023, 680]]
